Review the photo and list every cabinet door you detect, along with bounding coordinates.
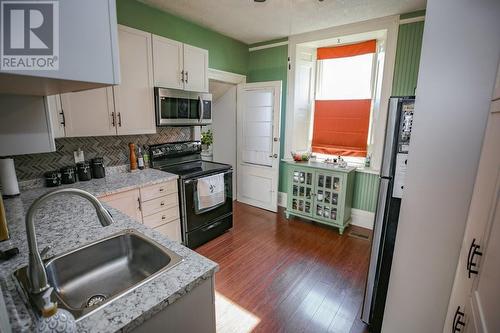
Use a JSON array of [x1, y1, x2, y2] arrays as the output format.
[[289, 168, 314, 216], [313, 171, 342, 223], [99, 189, 142, 222], [46, 95, 65, 138], [152, 35, 184, 90], [60, 87, 116, 137], [114, 25, 156, 135], [183, 44, 209, 93]]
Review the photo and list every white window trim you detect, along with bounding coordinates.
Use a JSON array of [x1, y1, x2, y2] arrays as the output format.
[[285, 15, 400, 173]]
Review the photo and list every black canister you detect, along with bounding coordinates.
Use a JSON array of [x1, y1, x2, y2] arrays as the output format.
[[91, 157, 106, 179], [76, 161, 92, 181], [44, 170, 61, 187], [60, 166, 77, 184]]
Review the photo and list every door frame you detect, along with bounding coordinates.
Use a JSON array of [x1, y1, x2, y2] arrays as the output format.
[[236, 80, 282, 211], [207, 68, 246, 200]]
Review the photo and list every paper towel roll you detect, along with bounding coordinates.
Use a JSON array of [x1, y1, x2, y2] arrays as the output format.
[[0, 158, 20, 197]]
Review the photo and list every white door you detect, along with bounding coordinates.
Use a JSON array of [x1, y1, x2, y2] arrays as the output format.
[[183, 44, 209, 93], [61, 87, 116, 137], [114, 25, 156, 135], [152, 35, 184, 90], [444, 99, 500, 333], [237, 81, 281, 212]]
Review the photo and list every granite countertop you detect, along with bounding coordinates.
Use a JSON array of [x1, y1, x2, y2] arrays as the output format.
[[0, 168, 218, 333], [282, 159, 357, 173]]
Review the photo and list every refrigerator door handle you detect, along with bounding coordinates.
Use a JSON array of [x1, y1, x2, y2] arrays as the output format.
[[380, 98, 401, 177], [361, 176, 391, 323]]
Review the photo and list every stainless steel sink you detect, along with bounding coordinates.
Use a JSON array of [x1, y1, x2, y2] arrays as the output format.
[[15, 229, 182, 320]]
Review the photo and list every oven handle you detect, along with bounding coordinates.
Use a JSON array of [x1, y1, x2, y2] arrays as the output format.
[[183, 170, 233, 184]]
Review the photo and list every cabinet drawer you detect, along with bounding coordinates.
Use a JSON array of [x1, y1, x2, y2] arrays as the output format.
[[140, 180, 177, 202], [154, 219, 182, 243], [143, 206, 180, 228], [141, 193, 178, 216]]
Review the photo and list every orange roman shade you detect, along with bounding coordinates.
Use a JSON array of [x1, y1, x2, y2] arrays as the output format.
[[311, 100, 371, 157], [317, 39, 376, 60]]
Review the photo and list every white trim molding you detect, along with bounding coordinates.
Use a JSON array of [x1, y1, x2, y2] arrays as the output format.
[[278, 192, 287, 207], [208, 68, 246, 84], [350, 208, 375, 230], [249, 41, 289, 52], [399, 16, 425, 25]]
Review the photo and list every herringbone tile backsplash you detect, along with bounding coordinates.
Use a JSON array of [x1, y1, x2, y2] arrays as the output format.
[[12, 127, 192, 180]]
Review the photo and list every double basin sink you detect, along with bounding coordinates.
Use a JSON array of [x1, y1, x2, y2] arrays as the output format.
[[15, 229, 183, 320]]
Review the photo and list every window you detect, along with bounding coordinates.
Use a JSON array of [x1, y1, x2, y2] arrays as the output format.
[[311, 40, 376, 157], [316, 54, 374, 100]]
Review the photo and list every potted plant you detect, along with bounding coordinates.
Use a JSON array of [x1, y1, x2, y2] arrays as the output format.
[[201, 129, 213, 152]]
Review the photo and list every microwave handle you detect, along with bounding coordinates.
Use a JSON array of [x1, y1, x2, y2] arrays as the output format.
[[198, 96, 204, 122]]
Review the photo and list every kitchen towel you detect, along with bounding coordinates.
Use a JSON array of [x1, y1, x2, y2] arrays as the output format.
[[196, 173, 225, 211]]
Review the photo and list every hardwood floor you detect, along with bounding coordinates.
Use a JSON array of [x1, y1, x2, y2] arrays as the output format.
[[196, 202, 372, 333]]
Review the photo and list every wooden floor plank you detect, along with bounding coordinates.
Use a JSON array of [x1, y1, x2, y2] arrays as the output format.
[[196, 202, 371, 333]]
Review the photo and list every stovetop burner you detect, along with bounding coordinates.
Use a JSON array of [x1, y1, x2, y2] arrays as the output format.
[[149, 141, 232, 179]]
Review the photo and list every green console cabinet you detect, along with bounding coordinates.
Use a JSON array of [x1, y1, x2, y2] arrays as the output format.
[[284, 161, 356, 234]]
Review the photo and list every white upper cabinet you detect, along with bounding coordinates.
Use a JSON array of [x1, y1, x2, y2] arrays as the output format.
[[113, 25, 156, 135], [152, 35, 184, 90], [46, 95, 65, 139], [183, 44, 209, 93], [60, 87, 116, 137], [152, 35, 209, 92], [0, 0, 120, 96]]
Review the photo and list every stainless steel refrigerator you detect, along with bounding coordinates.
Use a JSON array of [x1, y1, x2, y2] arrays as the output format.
[[361, 96, 415, 332]]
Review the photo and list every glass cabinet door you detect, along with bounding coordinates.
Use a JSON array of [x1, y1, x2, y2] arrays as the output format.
[[313, 171, 342, 223], [290, 169, 314, 216]]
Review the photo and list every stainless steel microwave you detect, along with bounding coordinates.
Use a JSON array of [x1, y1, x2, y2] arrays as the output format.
[[155, 88, 212, 126]]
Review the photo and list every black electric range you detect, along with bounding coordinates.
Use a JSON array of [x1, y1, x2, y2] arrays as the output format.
[[149, 141, 233, 248]]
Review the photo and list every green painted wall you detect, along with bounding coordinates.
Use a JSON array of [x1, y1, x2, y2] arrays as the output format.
[[248, 44, 289, 192], [116, 0, 248, 75], [352, 172, 379, 212], [392, 19, 425, 96]]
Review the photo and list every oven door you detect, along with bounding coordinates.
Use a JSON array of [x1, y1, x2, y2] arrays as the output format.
[[181, 170, 233, 233]]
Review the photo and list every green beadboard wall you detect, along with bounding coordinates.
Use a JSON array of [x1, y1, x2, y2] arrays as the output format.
[[248, 44, 289, 193], [392, 20, 425, 96], [352, 172, 379, 212], [116, 0, 248, 75]]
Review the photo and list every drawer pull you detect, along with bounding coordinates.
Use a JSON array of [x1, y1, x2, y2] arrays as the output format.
[[466, 238, 483, 278], [159, 188, 165, 192], [162, 215, 166, 220], [160, 201, 165, 206], [452, 306, 465, 333]]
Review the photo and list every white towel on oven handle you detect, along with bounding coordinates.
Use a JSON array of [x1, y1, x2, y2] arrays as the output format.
[[196, 173, 225, 211]]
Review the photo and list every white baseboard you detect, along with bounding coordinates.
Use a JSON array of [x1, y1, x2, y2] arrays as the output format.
[[278, 192, 287, 207], [350, 209, 375, 230]]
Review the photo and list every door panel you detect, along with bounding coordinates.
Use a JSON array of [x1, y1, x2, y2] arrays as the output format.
[[114, 25, 156, 135], [99, 189, 141, 222], [237, 81, 282, 212], [61, 87, 116, 137], [152, 35, 184, 90], [183, 44, 208, 93]]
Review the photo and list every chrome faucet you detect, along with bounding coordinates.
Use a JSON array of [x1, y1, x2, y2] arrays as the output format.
[[25, 188, 114, 300]]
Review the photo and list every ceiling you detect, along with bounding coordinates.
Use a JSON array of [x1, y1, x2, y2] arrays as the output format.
[[140, 0, 426, 44]]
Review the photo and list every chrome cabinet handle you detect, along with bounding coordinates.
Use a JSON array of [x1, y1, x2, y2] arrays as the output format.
[[452, 306, 465, 333], [185, 71, 189, 84], [111, 112, 116, 127], [117, 113, 122, 127], [137, 197, 142, 211], [181, 70, 185, 83], [467, 238, 483, 278]]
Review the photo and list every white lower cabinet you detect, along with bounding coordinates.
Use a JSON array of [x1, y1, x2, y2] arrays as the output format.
[[99, 189, 142, 222], [444, 97, 500, 333], [98, 179, 182, 243]]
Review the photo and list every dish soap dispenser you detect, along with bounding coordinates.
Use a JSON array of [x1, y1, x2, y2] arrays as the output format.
[[35, 288, 76, 333]]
